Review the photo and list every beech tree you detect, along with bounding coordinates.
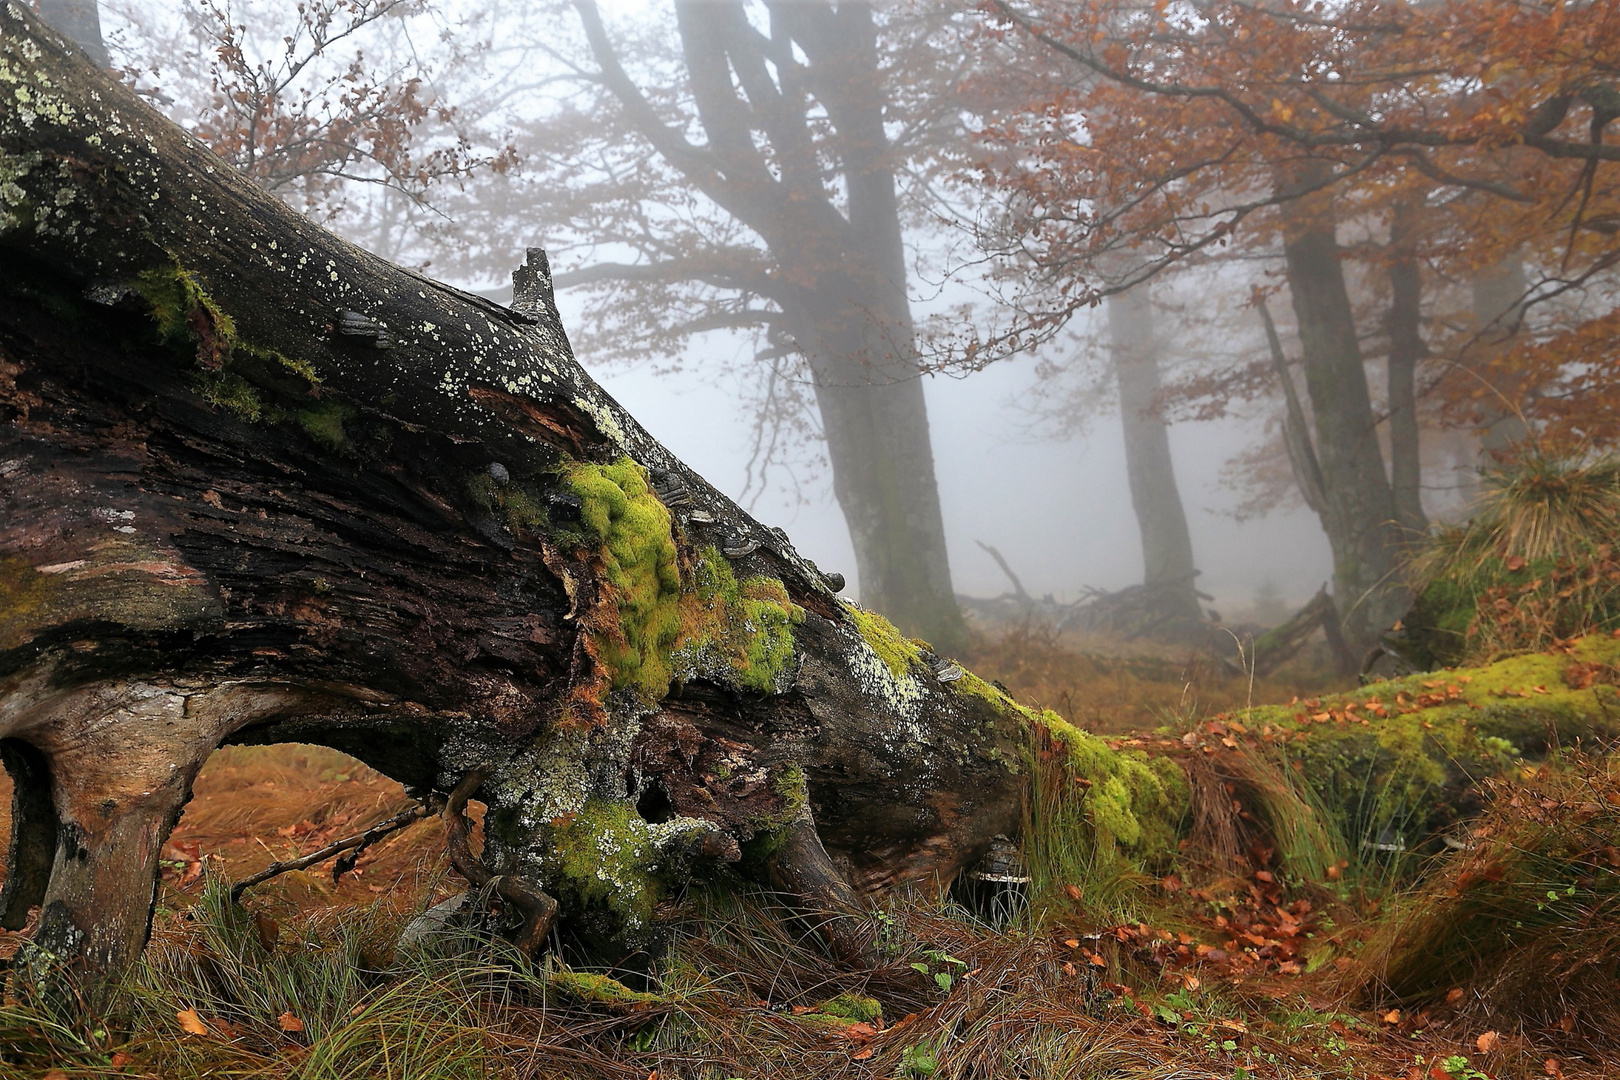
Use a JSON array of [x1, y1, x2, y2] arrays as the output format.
[[0, 6, 1043, 987], [429, 0, 973, 651], [968, 0, 1620, 651]]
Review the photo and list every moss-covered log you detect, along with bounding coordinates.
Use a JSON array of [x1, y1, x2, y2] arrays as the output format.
[[0, 6, 1031, 984]]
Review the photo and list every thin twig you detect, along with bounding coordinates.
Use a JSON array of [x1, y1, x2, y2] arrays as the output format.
[[229, 798, 439, 903]]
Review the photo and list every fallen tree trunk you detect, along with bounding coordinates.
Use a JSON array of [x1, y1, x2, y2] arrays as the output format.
[[0, 7, 1029, 985]]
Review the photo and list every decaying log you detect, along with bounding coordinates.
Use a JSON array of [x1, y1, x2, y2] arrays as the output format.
[[0, 5, 1027, 986]]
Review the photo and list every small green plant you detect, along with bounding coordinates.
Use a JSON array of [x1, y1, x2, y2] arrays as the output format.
[[899, 1037, 941, 1077], [1438, 1055, 1491, 1080], [909, 949, 968, 993]]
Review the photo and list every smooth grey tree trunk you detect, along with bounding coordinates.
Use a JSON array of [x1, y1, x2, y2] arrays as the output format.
[[1279, 193, 1408, 651], [36, 0, 106, 67], [578, 0, 967, 651], [1471, 257, 1531, 458], [1106, 287, 1200, 617], [1386, 207, 1429, 535]]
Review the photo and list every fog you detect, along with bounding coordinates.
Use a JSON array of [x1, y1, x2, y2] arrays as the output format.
[[90, 0, 1491, 639], [580, 305, 1334, 615]]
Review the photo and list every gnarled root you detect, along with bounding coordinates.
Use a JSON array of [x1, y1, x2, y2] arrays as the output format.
[[767, 813, 878, 966], [442, 771, 559, 957]]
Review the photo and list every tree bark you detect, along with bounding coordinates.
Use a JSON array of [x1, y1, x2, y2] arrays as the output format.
[[0, 6, 1023, 987], [1106, 286, 1200, 618], [1278, 187, 1408, 651], [36, 0, 107, 68], [1386, 206, 1428, 535], [577, 0, 968, 652], [1470, 256, 1531, 458]]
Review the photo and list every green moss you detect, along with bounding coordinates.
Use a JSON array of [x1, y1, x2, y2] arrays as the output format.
[[466, 473, 548, 535], [670, 549, 802, 693], [0, 555, 50, 652], [134, 262, 239, 371], [131, 259, 322, 424], [567, 458, 684, 703], [814, 992, 882, 1023], [846, 604, 925, 678], [545, 969, 663, 1007], [296, 400, 349, 451], [1227, 634, 1620, 857], [550, 798, 663, 929], [953, 669, 1186, 862]]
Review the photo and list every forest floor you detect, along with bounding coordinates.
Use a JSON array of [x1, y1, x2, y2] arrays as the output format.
[[0, 626, 1611, 1080]]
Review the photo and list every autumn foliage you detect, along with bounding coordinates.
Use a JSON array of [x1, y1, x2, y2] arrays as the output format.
[[971, 0, 1620, 444]]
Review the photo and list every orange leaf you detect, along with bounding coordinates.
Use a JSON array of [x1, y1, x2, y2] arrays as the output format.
[[1477, 1030, 1502, 1053], [1380, 1009, 1401, 1025], [110, 1053, 130, 1068], [1506, 555, 1527, 571], [176, 1008, 208, 1036], [1063, 884, 1083, 901], [852, 1047, 875, 1061], [1446, 988, 1465, 1004], [1063, 938, 1080, 948], [278, 1011, 305, 1033]]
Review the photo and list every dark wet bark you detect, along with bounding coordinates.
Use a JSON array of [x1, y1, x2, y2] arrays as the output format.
[[0, 6, 1022, 989], [1278, 188, 1408, 651], [1386, 207, 1428, 535], [1107, 286, 1200, 618]]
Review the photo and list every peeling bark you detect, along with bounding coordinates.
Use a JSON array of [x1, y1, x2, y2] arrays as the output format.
[[0, 6, 1024, 986]]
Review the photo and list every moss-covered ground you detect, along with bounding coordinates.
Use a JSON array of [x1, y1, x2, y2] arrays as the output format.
[[5, 634, 1619, 1079]]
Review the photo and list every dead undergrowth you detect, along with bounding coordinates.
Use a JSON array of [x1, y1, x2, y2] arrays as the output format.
[[1, 636, 1616, 1079]]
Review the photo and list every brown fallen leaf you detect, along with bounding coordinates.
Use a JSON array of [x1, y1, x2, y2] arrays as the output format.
[[1446, 988, 1465, 1005], [110, 1052, 130, 1068], [1063, 938, 1080, 948], [278, 1011, 305, 1033], [852, 1047, 875, 1061], [1545, 1058, 1564, 1077], [1063, 883, 1083, 901], [1380, 1009, 1402, 1025], [1476, 1030, 1501, 1053], [176, 1008, 208, 1036]]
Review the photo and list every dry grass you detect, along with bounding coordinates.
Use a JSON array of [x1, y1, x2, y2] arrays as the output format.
[[4, 639, 1619, 1078], [958, 619, 1345, 734], [1351, 754, 1620, 1049]]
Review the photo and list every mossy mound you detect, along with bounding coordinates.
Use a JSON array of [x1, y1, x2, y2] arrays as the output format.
[[812, 992, 882, 1024], [952, 668, 1187, 867], [568, 458, 684, 703], [1220, 634, 1620, 861], [1399, 452, 1620, 667], [670, 548, 802, 693], [1355, 754, 1620, 1043], [545, 968, 664, 1008]]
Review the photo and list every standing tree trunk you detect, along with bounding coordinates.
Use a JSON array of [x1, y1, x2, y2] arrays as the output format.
[[1279, 187, 1408, 651], [1386, 206, 1429, 535], [1471, 256, 1531, 458], [36, 0, 107, 67], [0, 6, 1025, 990], [1106, 286, 1201, 618], [574, 0, 968, 652]]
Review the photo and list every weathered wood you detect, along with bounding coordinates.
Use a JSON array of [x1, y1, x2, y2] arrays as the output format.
[[0, 4, 1026, 984]]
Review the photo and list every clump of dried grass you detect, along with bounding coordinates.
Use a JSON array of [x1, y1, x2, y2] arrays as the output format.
[[1405, 450, 1620, 666], [1352, 753, 1620, 1047]]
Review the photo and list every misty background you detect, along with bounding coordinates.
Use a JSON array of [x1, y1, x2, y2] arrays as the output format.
[[81, 0, 1467, 628]]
